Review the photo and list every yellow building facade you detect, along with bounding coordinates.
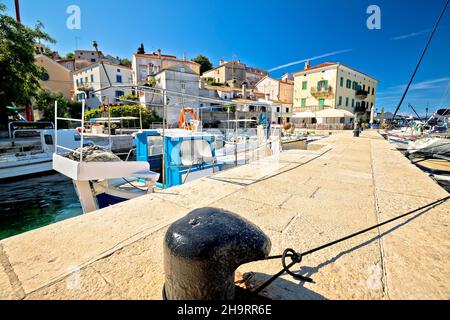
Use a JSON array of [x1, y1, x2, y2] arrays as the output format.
[[35, 54, 73, 100], [293, 62, 378, 119]]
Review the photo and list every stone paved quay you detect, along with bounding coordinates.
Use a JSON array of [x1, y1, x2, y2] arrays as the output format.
[[1, 131, 449, 300]]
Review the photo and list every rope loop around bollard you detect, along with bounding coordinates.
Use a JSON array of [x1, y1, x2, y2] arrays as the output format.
[[281, 249, 313, 283]]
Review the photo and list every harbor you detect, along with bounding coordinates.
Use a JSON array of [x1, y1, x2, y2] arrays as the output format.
[[1, 0, 450, 304], [1, 130, 448, 300]]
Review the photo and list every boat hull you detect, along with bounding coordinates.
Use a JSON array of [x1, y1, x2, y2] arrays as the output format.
[[0, 159, 53, 180]]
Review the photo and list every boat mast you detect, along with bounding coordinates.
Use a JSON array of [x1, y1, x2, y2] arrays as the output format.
[[391, 0, 449, 122]]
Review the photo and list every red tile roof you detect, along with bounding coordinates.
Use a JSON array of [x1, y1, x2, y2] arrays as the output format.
[[293, 62, 337, 75]]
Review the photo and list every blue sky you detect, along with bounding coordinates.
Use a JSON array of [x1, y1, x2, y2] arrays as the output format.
[[3, 0, 450, 114]]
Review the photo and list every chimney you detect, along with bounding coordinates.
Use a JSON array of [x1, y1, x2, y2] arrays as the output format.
[[305, 60, 311, 70], [242, 83, 247, 99], [219, 59, 225, 66], [158, 48, 162, 60]]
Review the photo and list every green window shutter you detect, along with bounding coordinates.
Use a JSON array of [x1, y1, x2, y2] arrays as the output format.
[[319, 99, 325, 109], [352, 99, 355, 108], [324, 80, 328, 88], [340, 77, 344, 87], [301, 98, 306, 108], [346, 97, 349, 107], [338, 96, 342, 106], [302, 81, 307, 90]]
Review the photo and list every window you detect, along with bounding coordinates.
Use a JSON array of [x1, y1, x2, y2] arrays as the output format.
[[80, 78, 83, 85], [116, 75, 123, 83], [368, 86, 371, 94], [85, 77, 88, 83], [340, 77, 344, 87], [301, 98, 306, 108], [286, 108, 290, 113], [277, 107, 281, 113], [76, 79, 79, 86], [352, 99, 355, 108], [302, 81, 307, 90], [352, 81, 358, 90], [372, 88, 375, 95], [115, 90, 125, 101], [317, 80, 328, 90], [44, 135, 53, 145], [346, 79, 351, 89], [147, 136, 164, 158], [91, 59, 96, 63], [318, 99, 325, 109], [338, 96, 342, 106], [346, 97, 349, 107], [117, 69, 121, 73], [40, 71, 50, 81], [90, 74, 94, 82]]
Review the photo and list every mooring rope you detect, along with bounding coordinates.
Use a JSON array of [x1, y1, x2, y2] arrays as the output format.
[[252, 195, 450, 294]]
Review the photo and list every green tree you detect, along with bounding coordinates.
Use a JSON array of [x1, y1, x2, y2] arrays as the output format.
[[119, 58, 131, 67], [34, 89, 69, 123], [137, 43, 145, 54], [192, 55, 213, 75], [66, 52, 75, 59], [0, 4, 55, 129]]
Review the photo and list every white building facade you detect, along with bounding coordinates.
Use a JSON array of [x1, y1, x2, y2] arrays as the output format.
[[73, 62, 133, 109]]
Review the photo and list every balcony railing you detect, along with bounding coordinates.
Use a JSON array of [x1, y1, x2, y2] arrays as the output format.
[[355, 89, 368, 100], [294, 105, 332, 112], [311, 86, 334, 98]]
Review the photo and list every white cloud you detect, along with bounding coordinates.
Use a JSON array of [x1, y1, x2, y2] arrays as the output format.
[[391, 77, 450, 91], [268, 49, 353, 72], [391, 29, 431, 41]]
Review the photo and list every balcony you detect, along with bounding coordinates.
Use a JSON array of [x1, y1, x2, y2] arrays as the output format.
[[295, 105, 332, 113], [355, 89, 368, 100], [311, 86, 334, 99], [354, 101, 369, 113]]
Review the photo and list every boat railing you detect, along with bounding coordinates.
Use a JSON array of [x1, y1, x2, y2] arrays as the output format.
[[54, 100, 86, 161]]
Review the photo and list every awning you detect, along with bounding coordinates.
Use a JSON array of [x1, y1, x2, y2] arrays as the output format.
[[90, 117, 139, 123], [315, 109, 355, 118], [292, 111, 315, 119]]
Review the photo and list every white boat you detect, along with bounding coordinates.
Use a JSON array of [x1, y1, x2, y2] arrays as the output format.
[[0, 126, 93, 180], [408, 137, 450, 157]]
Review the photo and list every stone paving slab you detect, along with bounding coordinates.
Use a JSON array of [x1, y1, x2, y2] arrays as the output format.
[[0, 130, 448, 300]]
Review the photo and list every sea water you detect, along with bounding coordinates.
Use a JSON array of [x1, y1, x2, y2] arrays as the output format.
[[0, 173, 82, 240]]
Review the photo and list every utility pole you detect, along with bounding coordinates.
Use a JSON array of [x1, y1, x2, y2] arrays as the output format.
[[15, 0, 21, 23], [14, 0, 34, 122]]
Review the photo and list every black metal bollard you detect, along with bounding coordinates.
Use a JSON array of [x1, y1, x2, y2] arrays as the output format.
[[163, 207, 271, 300], [353, 129, 360, 137]]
